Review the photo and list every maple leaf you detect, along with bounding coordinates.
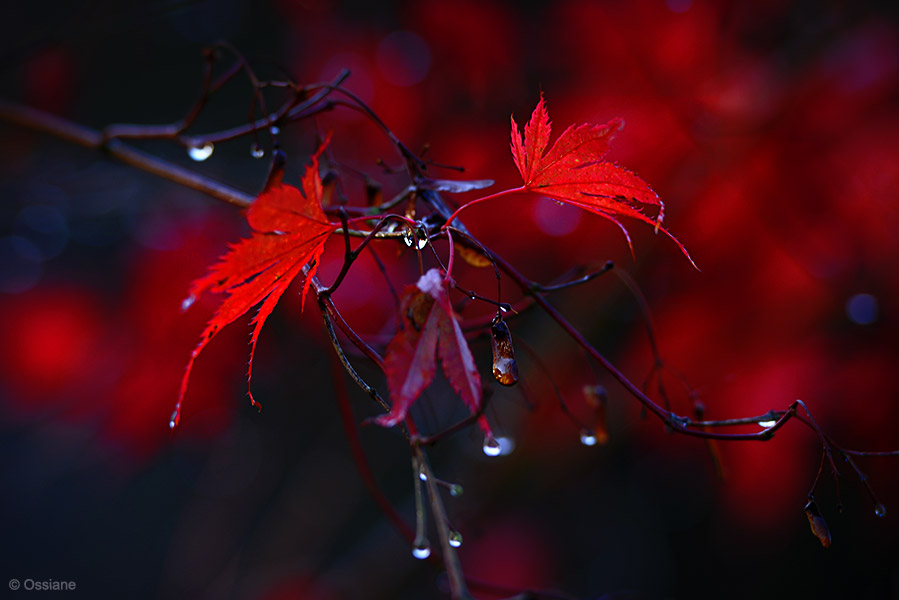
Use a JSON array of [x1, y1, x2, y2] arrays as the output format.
[[172, 140, 337, 428], [511, 95, 696, 266], [378, 269, 489, 433]]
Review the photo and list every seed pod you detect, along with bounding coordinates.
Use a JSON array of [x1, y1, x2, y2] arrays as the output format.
[[457, 244, 493, 268], [804, 500, 831, 548], [320, 169, 339, 207], [491, 315, 519, 386], [364, 177, 383, 206], [583, 384, 609, 445]]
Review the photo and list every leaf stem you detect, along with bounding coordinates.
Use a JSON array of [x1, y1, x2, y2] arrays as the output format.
[[442, 186, 527, 229], [444, 227, 455, 283]]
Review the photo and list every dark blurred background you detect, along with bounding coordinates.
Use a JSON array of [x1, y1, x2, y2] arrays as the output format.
[[1, 1, 898, 598]]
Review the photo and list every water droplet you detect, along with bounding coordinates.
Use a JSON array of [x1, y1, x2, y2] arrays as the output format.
[[180, 295, 195, 312], [580, 430, 598, 446], [448, 530, 463, 548], [758, 420, 778, 428], [449, 484, 463, 497], [250, 144, 264, 159], [403, 230, 427, 249], [499, 305, 509, 313], [269, 125, 280, 135], [418, 471, 428, 482], [187, 142, 214, 161], [874, 504, 887, 518], [482, 434, 502, 457], [411, 540, 431, 559]]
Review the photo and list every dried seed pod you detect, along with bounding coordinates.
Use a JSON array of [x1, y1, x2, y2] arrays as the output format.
[[582, 383, 607, 407], [364, 177, 383, 206], [320, 169, 339, 207], [457, 244, 494, 268], [583, 384, 609, 445], [804, 500, 831, 548], [491, 315, 519, 386]]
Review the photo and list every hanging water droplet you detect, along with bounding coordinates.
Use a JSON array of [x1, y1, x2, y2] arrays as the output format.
[[180, 295, 195, 312], [411, 540, 431, 559], [418, 471, 428, 482], [250, 144, 264, 159], [490, 315, 519, 386], [449, 484, 463, 497], [168, 408, 180, 430], [269, 125, 280, 135], [874, 504, 887, 518], [187, 142, 214, 161], [482, 434, 502, 457], [580, 429, 598, 446], [402, 230, 427, 249], [758, 420, 778, 428], [448, 530, 463, 548]]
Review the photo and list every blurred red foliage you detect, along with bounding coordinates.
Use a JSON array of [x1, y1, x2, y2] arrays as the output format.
[[2, 0, 897, 598]]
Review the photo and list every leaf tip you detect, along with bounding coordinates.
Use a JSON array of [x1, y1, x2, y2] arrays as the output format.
[[373, 411, 403, 429]]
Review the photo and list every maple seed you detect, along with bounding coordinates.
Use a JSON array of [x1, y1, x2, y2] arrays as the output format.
[[804, 501, 832, 548], [490, 315, 519, 386]]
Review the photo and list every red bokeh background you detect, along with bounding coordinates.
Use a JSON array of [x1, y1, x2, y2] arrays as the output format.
[[1, 1, 897, 598]]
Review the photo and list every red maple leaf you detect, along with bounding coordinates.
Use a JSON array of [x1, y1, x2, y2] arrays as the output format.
[[511, 95, 695, 266], [173, 140, 337, 427], [378, 269, 489, 433]]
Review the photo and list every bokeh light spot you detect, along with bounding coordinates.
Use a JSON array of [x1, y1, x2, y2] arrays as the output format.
[[845, 293, 878, 325], [377, 31, 431, 87], [0, 236, 42, 293]]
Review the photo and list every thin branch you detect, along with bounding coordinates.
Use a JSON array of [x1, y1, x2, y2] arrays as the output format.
[[319, 303, 391, 415], [0, 101, 255, 208], [414, 445, 474, 600], [328, 347, 414, 542], [451, 228, 812, 442], [516, 336, 588, 432], [532, 260, 614, 293]]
